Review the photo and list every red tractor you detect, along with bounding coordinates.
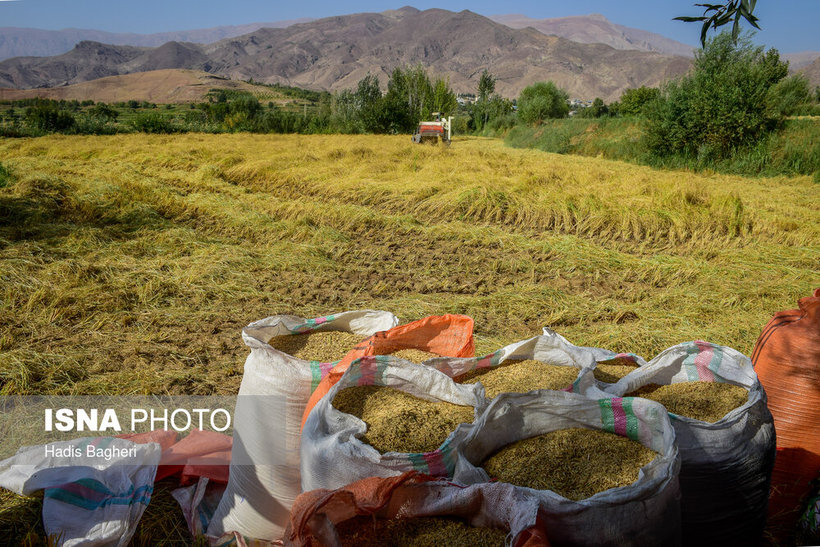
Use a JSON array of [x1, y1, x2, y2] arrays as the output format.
[[412, 113, 452, 145]]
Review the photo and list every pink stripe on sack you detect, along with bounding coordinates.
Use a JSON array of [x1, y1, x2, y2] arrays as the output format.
[[314, 317, 328, 325], [694, 341, 716, 381], [612, 397, 628, 437], [423, 450, 447, 476], [319, 362, 334, 378], [475, 355, 493, 369], [358, 364, 375, 386]]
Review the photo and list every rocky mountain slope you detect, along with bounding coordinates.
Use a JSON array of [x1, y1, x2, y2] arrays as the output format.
[[0, 7, 693, 101], [490, 13, 696, 57], [0, 19, 311, 61]]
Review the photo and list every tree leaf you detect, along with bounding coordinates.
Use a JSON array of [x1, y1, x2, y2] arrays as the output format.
[[700, 21, 711, 46]]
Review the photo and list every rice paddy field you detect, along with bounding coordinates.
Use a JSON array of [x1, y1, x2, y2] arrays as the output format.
[[0, 133, 817, 542]]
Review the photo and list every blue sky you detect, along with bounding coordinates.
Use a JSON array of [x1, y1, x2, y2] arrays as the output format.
[[0, 0, 818, 53]]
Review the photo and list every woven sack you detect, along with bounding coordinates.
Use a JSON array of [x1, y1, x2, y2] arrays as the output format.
[[207, 310, 398, 541], [301, 355, 486, 492]]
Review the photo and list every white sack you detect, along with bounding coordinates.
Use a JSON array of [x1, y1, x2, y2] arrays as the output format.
[[0, 437, 161, 547], [428, 332, 597, 391], [584, 340, 775, 546], [453, 390, 682, 547], [207, 310, 398, 542], [301, 355, 487, 492]]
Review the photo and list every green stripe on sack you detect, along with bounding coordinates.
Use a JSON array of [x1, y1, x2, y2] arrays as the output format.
[[407, 452, 429, 472], [623, 397, 639, 441], [683, 344, 700, 381], [599, 398, 615, 433], [309, 361, 323, 392]]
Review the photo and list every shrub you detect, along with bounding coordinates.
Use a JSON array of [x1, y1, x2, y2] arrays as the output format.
[[23, 102, 76, 133], [89, 103, 118, 121], [616, 87, 660, 117], [517, 81, 570, 124], [75, 116, 118, 135], [575, 98, 609, 119], [130, 113, 177, 134], [645, 32, 791, 160], [765, 75, 811, 118]]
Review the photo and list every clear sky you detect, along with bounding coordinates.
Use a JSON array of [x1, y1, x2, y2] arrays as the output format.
[[0, 0, 818, 53]]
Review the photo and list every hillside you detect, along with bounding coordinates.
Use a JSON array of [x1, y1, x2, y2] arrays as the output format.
[[490, 13, 696, 57], [784, 51, 820, 70], [0, 19, 312, 61], [799, 57, 820, 87], [0, 7, 692, 102], [0, 69, 297, 104]]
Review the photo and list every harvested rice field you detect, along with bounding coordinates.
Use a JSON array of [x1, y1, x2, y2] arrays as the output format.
[[482, 427, 658, 500], [0, 133, 816, 543], [336, 516, 508, 547], [267, 331, 364, 362], [331, 385, 474, 453], [626, 381, 749, 422], [457, 360, 580, 397], [0, 134, 816, 398]]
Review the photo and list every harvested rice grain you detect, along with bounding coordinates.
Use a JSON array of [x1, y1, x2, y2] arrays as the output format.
[[384, 349, 439, 362], [332, 385, 474, 454], [593, 364, 639, 383], [267, 331, 364, 362], [482, 428, 657, 501], [626, 382, 748, 423], [336, 516, 507, 547], [456, 360, 579, 398]]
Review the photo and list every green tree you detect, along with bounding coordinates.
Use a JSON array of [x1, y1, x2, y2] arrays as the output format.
[[645, 32, 791, 160], [617, 87, 660, 117], [330, 90, 360, 133], [517, 81, 570, 124], [765, 75, 810, 118], [478, 69, 495, 101], [474, 69, 498, 130], [24, 101, 76, 133], [90, 103, 118, 121], [381, 64, 457, 133], [431, 77, 457, 117], [354, 73, 384, 133], [575, 97, 609, 118]]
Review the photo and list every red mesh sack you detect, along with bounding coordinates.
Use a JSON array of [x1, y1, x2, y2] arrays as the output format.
[[284, 472, 549, 547], [752, 288, 820, 543]]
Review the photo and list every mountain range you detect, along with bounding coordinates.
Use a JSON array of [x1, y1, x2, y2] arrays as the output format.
[[0, 8, 694, 102], [0, 19, 313, 61], [488, 13, 696, 58], [0, 7, 816, 102]]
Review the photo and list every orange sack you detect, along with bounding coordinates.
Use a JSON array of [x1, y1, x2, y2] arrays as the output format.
[[752, 288, 820, 542], [301, 314, 475, 428], [284, 471, 549, 547]]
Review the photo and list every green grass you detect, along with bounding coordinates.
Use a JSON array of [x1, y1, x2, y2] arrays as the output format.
[[506, 116, 820, 179]]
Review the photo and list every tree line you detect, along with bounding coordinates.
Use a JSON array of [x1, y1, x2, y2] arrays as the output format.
[[2, 35, 818, 168]]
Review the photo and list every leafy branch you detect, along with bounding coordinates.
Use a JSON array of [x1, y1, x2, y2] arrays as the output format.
[[675, 0, 761, 46]]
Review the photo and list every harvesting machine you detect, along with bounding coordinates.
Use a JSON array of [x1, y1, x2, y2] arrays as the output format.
[[412, 112, 452, 144]]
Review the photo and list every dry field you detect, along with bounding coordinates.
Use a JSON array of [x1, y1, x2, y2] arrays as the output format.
[[0, 133, 817, 542], [0, 133, 817, 397], [0, 69, 297, 104]]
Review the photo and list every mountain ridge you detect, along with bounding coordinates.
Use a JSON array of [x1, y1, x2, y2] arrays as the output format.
[[0, 19, 313, 61], [0, 8, 696, 101]]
